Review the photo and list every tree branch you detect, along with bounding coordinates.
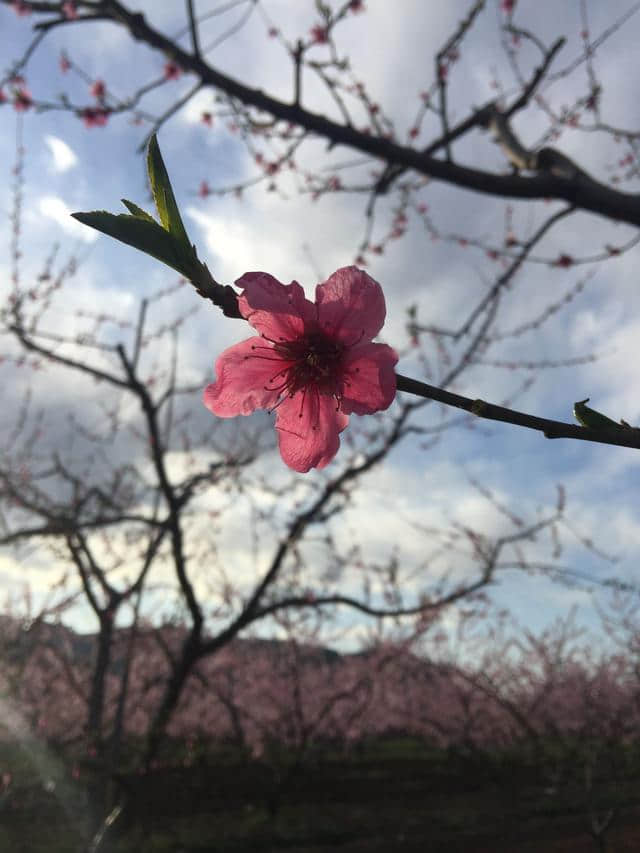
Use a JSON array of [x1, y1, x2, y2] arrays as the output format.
[[83, 0, 640, 228], [395, 373, 640, 451]]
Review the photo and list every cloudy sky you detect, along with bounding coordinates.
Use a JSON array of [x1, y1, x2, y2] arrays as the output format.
[[1, 0, 640, 652]]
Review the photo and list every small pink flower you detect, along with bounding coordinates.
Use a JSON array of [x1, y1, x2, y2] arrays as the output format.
[[90, 79, 105, 99], [62, 1, 77, 19], [13, 86, 32, 111], [198, 180, 211, 198], [553, 253, 574, 268], [586, 89, 599, 111], [310, 24, 329, 44], [59, 52, 71, 73], [11, 1, 31, 16], [164, 61, 182, 80], [203, 267, 397, 472], [81, 107, 108, 127], [201, 111, 213, 127], [349, 0, 365, 11], [0, 89, 6, 104]]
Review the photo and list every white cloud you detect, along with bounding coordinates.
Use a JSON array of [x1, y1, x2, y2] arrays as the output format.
[[186, 204, 299, 286], [44, 135, 78, 173], [37, 196, 98, 243], [181, 89, 215, 124]]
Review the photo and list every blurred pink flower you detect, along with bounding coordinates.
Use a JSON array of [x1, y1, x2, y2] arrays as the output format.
[[81, 107, 109, 128], [553, 253, 574, 268], [164, 61, 182, 80], [203, 266, 397, 472], [90, 79, 106, 99], [13, 86, 32, 111], [310, 24, 329, 44], [11, 1, 31, 16]]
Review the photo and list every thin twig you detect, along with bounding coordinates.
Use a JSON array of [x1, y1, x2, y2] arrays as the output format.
[[395, 373, 640, 451]]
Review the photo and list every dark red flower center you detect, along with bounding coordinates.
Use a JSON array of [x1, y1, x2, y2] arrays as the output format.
[[248, 331, 347, 409], [275, 333, 345, 393]]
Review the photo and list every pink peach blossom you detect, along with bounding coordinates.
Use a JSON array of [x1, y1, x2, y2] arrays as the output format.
[[310, 24, 329, 44], [13, 86, 32, 111], [203, 266, 397, 472], [164, 61, 181, 80], [90, 79, 106, 99], [11, 1, 31, 16], [62, 1, 77, 19], [81, 107, 109, 128]]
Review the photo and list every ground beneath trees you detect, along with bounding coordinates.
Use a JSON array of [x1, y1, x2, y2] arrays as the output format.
[[2, 744, 640, 851]]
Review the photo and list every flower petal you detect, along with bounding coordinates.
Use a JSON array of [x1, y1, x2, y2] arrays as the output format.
[[339, 342, 398, 415], [236, 272, 316, 341], [203, 337, 282, 416], [275, 393, 349, 472], [315, 266, 386, 344]]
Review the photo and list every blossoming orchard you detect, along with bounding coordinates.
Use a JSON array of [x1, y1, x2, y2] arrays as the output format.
[[2, 1, 640, 850]]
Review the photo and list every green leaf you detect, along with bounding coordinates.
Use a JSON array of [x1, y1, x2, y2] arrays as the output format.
[[120, 199, 157, 223], [71, 210, 193, 278], [146, 134, 190, 248], [72, 136, 199, 278], [573, 398, 626, 432]]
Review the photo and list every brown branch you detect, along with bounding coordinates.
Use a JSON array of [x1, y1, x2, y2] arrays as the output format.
[[375, 36, 565, 194], [76, 0, 640, 228], [185, 0, 201, 60], [8, 323, 131, 389], [115, 343, 202, 631], [395, 373, 640, 451]]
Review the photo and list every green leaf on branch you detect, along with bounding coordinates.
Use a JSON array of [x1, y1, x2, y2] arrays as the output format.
[[120, 199, 157, 223], [71, 210, 193, 278], [71, 134, 197, 278], [146, 133, 190, 248], [573, 398, 633, 433]]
